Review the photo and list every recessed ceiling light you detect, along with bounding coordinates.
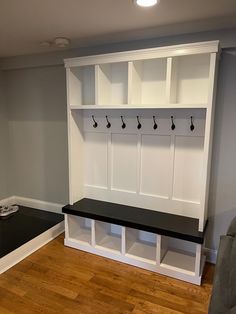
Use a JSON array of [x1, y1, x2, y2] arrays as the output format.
[[135, 0, 159, 7]]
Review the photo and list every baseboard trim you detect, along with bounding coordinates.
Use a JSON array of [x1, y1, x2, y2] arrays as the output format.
[[0, 196, 16, 206], [14, 196, 64, 214], [204, 247, 217, 264], [0, 221, 64, 274]]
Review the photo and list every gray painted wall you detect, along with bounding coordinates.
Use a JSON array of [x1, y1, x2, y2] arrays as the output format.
[[1, 29, 236, 252], [0, 71, 11, 200], [4, 66, 69, 204]]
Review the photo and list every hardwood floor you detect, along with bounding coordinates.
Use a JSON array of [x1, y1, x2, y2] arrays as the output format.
[[0, 234, 214, 314]]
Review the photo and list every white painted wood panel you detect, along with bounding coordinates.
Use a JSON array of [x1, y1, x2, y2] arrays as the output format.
[[172, 136, 204, 203], [97, 63, 128, 105], [174, 54, 210, 104], [69, 66, 95, 106], [84, 132, 108, 188], [140, 135, 171, 198], [111, 133, 138, 193], [131, 59, 167, 105]]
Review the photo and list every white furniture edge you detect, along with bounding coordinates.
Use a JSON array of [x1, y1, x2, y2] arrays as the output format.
[[0, 221, 64, 274], [69, 104, 208, 110], [65, 40, 219, 68]]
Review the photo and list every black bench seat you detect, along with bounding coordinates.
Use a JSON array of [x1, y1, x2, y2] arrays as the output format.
[[62, 198, 207, 244]]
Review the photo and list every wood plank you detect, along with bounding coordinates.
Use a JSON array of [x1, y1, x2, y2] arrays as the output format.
[[0, 234, 214, 313]]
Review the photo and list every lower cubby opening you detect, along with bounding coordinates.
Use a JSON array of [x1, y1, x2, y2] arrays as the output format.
[[67, 215, 92, 246], [95, 222, 122, 254], [125, 228, 157, 264], [160, 236, 197, 275]]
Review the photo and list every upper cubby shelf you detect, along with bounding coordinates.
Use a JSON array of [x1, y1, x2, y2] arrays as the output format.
[[129, 58, 167, 105], [96, 62, 128, 106], [65, 41, 219, 110]]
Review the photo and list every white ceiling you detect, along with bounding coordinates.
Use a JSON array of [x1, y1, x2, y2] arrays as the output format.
[[0, 0, 236, 57]]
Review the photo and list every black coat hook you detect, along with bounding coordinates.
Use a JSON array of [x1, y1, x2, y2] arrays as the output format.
[[190, 116, 195, 131], [106, 115, 111, 128], [92, 115, 98, 128], [121, 116, 126, 129], [171, 116, 175, 130], [153, 116, 158, 130], [137, 116, 142, 129]]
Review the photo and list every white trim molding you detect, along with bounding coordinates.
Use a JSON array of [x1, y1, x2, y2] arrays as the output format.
[[204, 247, 217, 264], [0, 196, 16, 206], [14, 196, 64, 213], [0, 195, 64, 213], [64, 40, 219, 68], [0, 221, 64, 274]]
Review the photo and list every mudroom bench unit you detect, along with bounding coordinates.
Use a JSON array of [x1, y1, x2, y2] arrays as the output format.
[[63, 198, 207, 285], [63, 40, 220, 285]]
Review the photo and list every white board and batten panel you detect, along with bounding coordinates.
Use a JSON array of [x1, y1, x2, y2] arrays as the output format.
[[111, 133, 137, 193], [84, 132, 108, 189], [140, 134, 172, 199], [80, 108, 206, 219], [172, 136, 204, 204]]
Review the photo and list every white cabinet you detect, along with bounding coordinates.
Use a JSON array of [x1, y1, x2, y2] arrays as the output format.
[[64, 41, 219, 284]]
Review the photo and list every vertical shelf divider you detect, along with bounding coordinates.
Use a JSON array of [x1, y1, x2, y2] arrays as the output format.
[[121, 226, 126, 255], [156, 234, 162, 265], [166, 57, 178, 105], [91, 219, 96, 247], [166, 57, 172, 104], [95, 65, 99, 106], [128, 61, 133, 105]]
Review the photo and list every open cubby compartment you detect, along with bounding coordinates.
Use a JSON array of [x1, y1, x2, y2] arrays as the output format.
[[129, 58, 167, 106], [95, 221, 122, 254], [159, 236, 201, 276], [125, 228, 157, 264], [68, 65, 95, 106], [96, 62, 128, 105], [66, 215, 93, 246], [168, 54, 211, 106]]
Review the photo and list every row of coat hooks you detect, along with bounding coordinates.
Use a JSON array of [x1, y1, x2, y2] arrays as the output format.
[[91, 115, 195, 131]]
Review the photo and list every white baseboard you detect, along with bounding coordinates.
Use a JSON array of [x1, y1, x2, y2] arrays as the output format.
[[12, 196, 64, 214], [0, 221, 64, 274], [204, 247, 217, 264], [0, 196, 16, 206]]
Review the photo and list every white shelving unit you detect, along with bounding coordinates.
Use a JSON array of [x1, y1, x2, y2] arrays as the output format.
[[64, 212, 204, 284], [64, 41, 220, 285]]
